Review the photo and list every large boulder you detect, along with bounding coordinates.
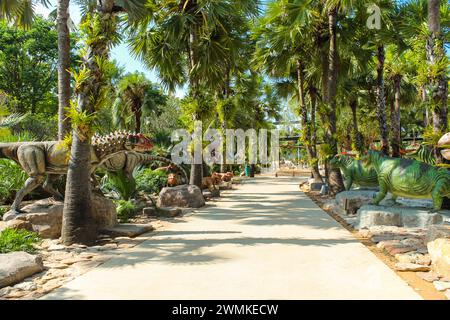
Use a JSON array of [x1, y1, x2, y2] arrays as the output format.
[[1, 194, 117, 239], [427, 238, 450, 278], [356, 205, 443, 229], [0, 252, 44, 288], [157, 184, 205, 208]]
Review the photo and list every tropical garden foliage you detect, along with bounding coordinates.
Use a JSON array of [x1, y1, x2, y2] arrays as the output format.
[[0, 0, 448, 244]]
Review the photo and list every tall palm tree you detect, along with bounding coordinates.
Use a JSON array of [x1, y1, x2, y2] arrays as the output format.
[[129, 0, 258, 189], [427, 0, 448, 136], [57, 0, 71, 139], [253, 0, 324, 183], [113, 72, 166, 133], [62, 0, 146, 245]]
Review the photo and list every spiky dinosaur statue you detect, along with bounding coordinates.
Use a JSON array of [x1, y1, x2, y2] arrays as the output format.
[[329, 154, 378, 190], [362, 150, 450, 211], [100, 153, 188, 184], [0, 131, 153, 215]]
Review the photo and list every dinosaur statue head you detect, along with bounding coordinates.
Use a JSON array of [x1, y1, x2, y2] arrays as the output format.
[[329, 154, 353, 168], [92, 131, 153, 156], [124, 133, 153, 152]]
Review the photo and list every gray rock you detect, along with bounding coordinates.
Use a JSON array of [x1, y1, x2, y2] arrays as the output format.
[[14, 281, 37, 291], [101, 223, 154, 238], [158, 185, 205, 208], [0, 252, 44, 288], [356, 205, 443, 229], [157, 207, 183, 217], [426, 225, 450, 242], [2, 195, 117, 239], [310, 182, 325, 191]]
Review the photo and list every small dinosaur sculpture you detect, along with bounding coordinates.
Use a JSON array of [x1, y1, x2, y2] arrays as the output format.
[[329, 154, 378, 190], [0, 131, 153, 215], [362, 150, 450, 211]]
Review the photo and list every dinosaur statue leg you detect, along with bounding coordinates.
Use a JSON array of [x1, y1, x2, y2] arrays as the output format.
[[373, 179, 387, 205], [431, 180, 446, 211], [11, 147, 46, 214], [345, 177, 353, 191], [11, 175, 45, 213], [43, 174, 64, 201]]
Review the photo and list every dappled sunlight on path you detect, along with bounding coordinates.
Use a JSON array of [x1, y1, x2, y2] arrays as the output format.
[[42, 176, 421, 300]]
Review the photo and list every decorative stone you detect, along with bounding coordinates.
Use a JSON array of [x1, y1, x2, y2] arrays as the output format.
[[433, 281, 450, 291], [394, 263, 430, 272], [101, 223, 154, 238], [427, 238, 450, 278], [5, 219, 33, 231], [156, 207, 182, 218], [14, 281, 37, 291], [310, 182, 325, 191], [157, 185, 205, 208], [416, 271, 440, 282], [1, 194, 117, 238], [426, 225, 450, 242], [0, 252, 44, 288], [395, 252, 431, 265], [142, 207, 156, 215], [356, 205, 443, 229]]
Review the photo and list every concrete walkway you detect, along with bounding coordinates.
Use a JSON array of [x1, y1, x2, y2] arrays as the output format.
[[42, 176, 421, 300]]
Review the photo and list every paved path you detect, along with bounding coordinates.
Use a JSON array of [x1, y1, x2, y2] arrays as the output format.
[[43, 176, 421, 299]]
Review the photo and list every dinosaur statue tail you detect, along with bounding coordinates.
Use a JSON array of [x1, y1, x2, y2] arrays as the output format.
[[140, 154, 189, 184]]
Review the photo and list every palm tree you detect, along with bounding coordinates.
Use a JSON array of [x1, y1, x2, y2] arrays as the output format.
[[113, 72, 166, 133], [57, 0, 71, 139], [62, 0, 146, 245], [427, 0, 448, 136], [128, 0, 258, 189]]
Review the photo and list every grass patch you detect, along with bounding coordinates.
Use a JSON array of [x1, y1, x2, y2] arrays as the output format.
[[0, 228, 41, 254]]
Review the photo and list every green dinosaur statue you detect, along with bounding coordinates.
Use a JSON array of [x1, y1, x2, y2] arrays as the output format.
[[362, 150, 450, 210], [329, 154, 378, 190], [403, 144, 436, 165], [0, 131, 153, 215]]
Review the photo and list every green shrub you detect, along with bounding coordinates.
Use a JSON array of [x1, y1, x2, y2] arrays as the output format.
[[0, 159, 28, 204], [115, 199, 137, 223], [0, 228, 41, 253], [0, 206, 7, 218], [101, 170, 136, 200], [135, 168, 168, 195]]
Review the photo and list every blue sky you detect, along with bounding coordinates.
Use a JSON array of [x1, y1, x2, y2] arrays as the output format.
[[35, 1, 186, 97]]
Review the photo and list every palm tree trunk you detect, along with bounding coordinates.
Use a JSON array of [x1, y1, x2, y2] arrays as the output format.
[[427, 0, 448, 162], [62, 0, 115, 245], [391, 75, 402, 157], [376, 45, 390, 155], [422, 85, 429, 127], [188, 29, 203, 189], [349, 98, 363, 153], [57, 0, 71, 140], [297, 61, 322, 182], [326, 7, 344, 195]]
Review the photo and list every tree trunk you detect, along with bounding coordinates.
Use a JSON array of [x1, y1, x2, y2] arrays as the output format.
[[376, 45, 390, 155], [309, 86, 322, 182], [297, 60, 322, 182], [62, 0, 115, 245], [57, 0, 71, 140], [326, 7, 345, 195], [391, 75, 402, 157], [349, 99, 363, 153], [427, 0, 448, 162], [422, 85, 429, 127], [188, 27, 203, 189]]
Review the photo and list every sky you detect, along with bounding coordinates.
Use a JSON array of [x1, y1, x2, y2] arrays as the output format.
[[35, 1, 186, 97]]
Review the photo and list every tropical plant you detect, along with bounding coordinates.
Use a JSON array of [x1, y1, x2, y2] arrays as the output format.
[[115, 199, 137, 223], [135, 168, 168, 195], [0, 228, 41, 254]]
